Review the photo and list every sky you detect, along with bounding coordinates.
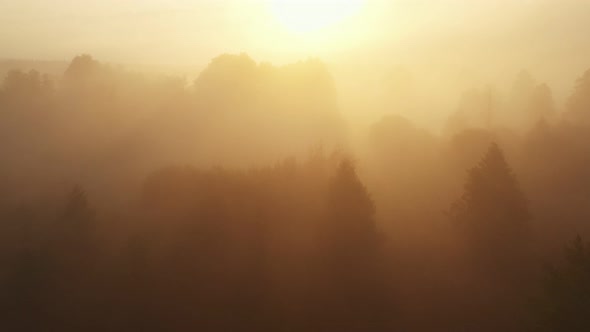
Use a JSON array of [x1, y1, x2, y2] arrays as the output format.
[[3, 0, 585, 66], [1, 0, 590, 125], [0, 0, 375, 64]]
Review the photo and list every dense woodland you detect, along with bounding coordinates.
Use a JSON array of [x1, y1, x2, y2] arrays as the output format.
[[2, 54, 590, 331]]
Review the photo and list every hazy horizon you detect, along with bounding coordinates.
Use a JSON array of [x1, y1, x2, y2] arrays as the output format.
[[3, 0, 590, 129], [2, 1, 590, 331]]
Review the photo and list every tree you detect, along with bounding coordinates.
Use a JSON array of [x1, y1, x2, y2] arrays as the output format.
[[0, 247, 52, 330], [62, 54, 113, 104], [63, 185, 94, 226], [528, 84, 555, 124], [49, 185, 98, 331], [450, 143, 533, 331], [0, 69, 54, 105], [64, 54, 101, 83], [310, 159, 392, 332], [510, 70, 536, 110], [0, 206, 52, 330], [56, 184, 96, 252], [566, 69, 590, 125], [325, 159, 377, 251], [531, 236, 590, 332], [450, 143, 531, 269], [445, 86, 499, 134]]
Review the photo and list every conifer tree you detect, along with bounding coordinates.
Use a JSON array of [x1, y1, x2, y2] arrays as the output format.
[[450, 143, 531, 266], [531, 236, 590, 332], [312, 159, 391, 332], [566, 69, 590, 125], [325, 159, 377, 254], [63, 185, 93, 223], [50, 185, 98, 330]]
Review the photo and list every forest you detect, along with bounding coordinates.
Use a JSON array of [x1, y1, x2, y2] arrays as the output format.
[[1, 53, 590, 331]]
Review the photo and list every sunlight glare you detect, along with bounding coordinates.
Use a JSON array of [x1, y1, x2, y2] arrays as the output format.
[[269, 0, 365, 34]]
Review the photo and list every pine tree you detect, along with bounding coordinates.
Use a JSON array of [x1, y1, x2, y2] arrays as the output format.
[[49, 185, 98, 330], [450, 143, 533, 331], [311, 159, 391, 332], [57, 185, 96, 259], [531, 236, 590, 332], [57, 185, 95, 253], [450, 143, 531, 267], [528, 84, 555, 124], [63, 185, 93, 223], [0, 207, 52, 330], [566, 69, 590, 125], [325, 159, 377, 254]]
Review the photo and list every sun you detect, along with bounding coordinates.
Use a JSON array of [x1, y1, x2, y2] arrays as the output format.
[[269, 0, 365, 34]]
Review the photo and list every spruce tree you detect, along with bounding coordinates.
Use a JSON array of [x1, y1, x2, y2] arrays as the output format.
[[312, 159, 391, 332], [450, 143, 533, 331], [63, 185, 94, 225], [450, 143, 531, 268], [50, 185, 98, 330], [57, 185, 95, 256], [325, 159, 377, 254], [566, 69, 590, 125], [531, 236, 590, 332]]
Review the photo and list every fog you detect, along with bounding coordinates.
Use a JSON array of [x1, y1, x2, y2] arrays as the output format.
[[2, 0, 590, 331]]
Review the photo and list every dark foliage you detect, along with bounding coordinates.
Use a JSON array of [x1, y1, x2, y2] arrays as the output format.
[[2, 56, 590, 331]]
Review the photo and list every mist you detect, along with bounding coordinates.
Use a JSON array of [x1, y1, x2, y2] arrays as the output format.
[[2, 0, 590, 331]]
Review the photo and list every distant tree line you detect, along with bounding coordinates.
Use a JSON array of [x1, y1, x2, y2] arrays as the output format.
[[2, 55, 590, 331]]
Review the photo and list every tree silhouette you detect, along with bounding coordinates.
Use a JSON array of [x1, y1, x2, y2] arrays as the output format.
[[451, 143, 531, 268], [510, 70, 536, 112], [531, 236, 590, 332], [0, 207, 52, 330], [64, 54, 101, 83], [449, 143, 533, 331], [566, 69, 590, 125], [63, 185, 94, 225], [1, 247, 52, 330], [57, 185, 96, 251], [325, 159, 377, 249], [528, 84, 555, 124], [49, 185, 98, 331], [310, 159, 391, 332], [446, 87, 499, 134]]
